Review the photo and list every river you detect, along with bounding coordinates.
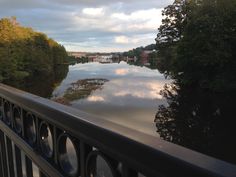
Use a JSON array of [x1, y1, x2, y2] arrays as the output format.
[[7, 61, 236, 164], [52, 62, 170, 136]]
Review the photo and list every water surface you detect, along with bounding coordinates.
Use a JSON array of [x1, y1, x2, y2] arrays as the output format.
[[52, 62, 170, 136]]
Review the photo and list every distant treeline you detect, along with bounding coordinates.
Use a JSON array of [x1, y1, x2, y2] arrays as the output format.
[[123, 44, 157, 65], [123, 44, 156, 58], [0, 17, 68, 86]]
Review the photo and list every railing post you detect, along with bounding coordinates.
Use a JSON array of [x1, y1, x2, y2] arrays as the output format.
[[122, 165, 138, 177], [80, 141, 92, 177], [25, 156, 33, 177], [0, 130, 8, 177], [0, 147, 3, 177], [39, 171, 48, 177], [15, 144, 23, 177], [6, 136, 15, 177]]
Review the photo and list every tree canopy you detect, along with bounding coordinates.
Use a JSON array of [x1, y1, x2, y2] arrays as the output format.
[[0, 17, 68, 87], [156, 0, 236, 91], [155, 0, 236, 163]]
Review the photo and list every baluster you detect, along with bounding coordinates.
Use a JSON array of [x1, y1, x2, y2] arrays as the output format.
[[39, 170, 48, 177], [25, 156, 33, 177], [0, 131, 8, 177], [80, 141, 92, 177], [15, 145, 23, 177], [122, 165, 138, 177], [6, 136, 15, 177], [0, 148, 3, 177]]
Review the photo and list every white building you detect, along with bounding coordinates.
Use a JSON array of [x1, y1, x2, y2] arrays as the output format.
[[93, 55, 113, 63]]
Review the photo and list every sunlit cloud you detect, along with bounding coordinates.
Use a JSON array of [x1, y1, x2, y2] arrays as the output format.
[[114, 36, 129, 44], [82, 7, 105, 16], [113, 82, 164, 100], [114, 68, 142, 75], [109, 79, 167, 100], [147, 82, 164, 91], [114, 68, 129, 75], [85, 79, 167, 103], [111, 8, 162, 21], [87, 96, 105, 102]]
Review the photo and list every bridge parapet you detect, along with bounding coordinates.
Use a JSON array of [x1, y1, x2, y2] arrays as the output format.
[[0, 83, 236, 177]]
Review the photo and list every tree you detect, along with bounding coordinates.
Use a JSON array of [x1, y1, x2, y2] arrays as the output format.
[[155, 0, 195, 74], [0, 17, 69, 88], [155, 0, 236, 163], [173, 0, 236, 91], [156, 0, 236, 91]]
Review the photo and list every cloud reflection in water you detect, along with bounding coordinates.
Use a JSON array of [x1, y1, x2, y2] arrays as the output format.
[[52, 62, 170, 136]]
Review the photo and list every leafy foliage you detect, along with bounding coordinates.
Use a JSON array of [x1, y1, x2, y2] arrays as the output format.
[[155, 0, 193, 74], [0, 17, 68, 87], [155, 0, 236, 163], [156, 0, 236, 91], [174, 0, 236, 91], [123, 44, 156, 65]]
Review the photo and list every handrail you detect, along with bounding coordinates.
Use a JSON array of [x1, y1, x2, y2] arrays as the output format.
[[0, 83, 236, 177]]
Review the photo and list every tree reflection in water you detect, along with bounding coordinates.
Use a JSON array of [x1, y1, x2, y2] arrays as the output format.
[[155, 83, 236, 164], [9, 65, 69, 98]]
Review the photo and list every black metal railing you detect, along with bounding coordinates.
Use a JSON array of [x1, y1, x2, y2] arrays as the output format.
[[0, 83, 236, 177]]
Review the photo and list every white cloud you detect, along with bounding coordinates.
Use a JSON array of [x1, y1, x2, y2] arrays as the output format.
[[114, 36, 129, 44], [0, 0, 175, 52], [88, 79, 166, 101], [112, 81, 164, 99], [110, 8, 163, 33], [115, 68, 129, 75], [112, 8, 162, 21], [114, 35, 140, 44], [87, 96, 105, 102], [82, 7, 104, 16]]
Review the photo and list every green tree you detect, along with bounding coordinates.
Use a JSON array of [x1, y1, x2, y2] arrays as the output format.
[[0, 17, 69, 87], [176, 0, 236, 91], [156, 0, 236, 91], [155, 1, 236, 163], [155, 0, 193, 74]]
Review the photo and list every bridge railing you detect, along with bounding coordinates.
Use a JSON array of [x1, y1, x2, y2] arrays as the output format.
[[0, 83, 236, 177]]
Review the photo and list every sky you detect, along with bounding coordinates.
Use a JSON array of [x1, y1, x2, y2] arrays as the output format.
[[0, 0, 174, 52]]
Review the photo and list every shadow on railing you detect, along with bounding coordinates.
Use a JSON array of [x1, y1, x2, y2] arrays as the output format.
[[0, 83, 236, 177]]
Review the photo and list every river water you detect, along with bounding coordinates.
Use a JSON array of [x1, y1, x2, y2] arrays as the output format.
[[52, 62, 170, 136], [6, 61, 235, 164], [50, 62, 236, 164]]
